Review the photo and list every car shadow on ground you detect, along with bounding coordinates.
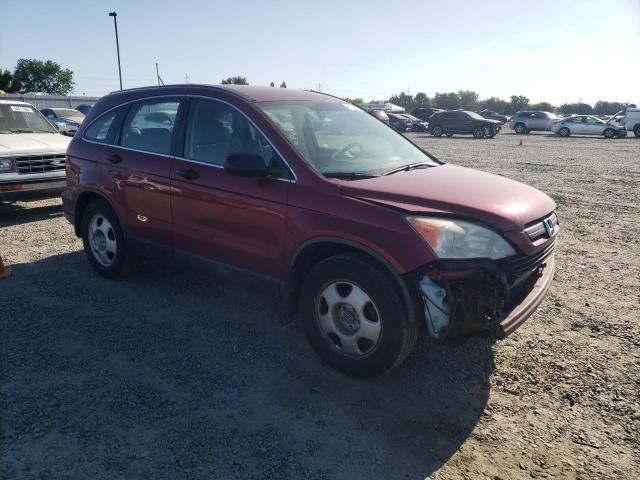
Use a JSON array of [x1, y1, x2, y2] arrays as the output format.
[[0, 200, 63, 227], [1, 252, 495, 480]]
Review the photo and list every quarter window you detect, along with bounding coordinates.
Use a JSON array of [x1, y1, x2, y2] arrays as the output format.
[[84, 110, 118, 143], [120, 99, 180, 155]]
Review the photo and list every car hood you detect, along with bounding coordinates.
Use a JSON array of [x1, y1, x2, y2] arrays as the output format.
[[339, 164, 556, 231], [483, 118, 502, 125], [0, 133, 71, 155]]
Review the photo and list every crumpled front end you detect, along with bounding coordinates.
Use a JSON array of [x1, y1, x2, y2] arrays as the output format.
[[410, 238, 556, 339]]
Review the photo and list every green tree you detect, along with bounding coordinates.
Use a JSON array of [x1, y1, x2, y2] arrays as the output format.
[[529, 102, 555, 112], [558, 102, 592, 115], [0, 68, 15, 92], [413, 92, 430, 109], [432, 92, 461, 110], [593, 101, 626, 115], [509, 95, 530, 113], [457, 90, 479, 110], [479, 97, 510, 113], [221, 76, 248, 85], [11, 58, 74, 94], [388, 92, 415, 112]]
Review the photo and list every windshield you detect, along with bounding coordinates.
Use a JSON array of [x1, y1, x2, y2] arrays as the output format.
[[52, 108, 85, 122], [257, 101, 438, 176], [0, 104, 57, 133]]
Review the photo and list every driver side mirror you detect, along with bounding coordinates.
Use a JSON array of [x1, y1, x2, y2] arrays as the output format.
[[224, 153, 283, 178]]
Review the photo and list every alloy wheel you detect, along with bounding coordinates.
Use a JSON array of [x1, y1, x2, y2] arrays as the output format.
[[88, 214, 117, 267]]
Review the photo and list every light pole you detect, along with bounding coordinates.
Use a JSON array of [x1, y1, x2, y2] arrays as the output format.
[[108, 12, 122, 90]]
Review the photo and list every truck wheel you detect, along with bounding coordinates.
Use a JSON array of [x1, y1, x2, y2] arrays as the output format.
[[81, 200, 140, 279], [634, 125, 640, 138], [514, 123, 527, 134], [431, 125, 443, 137], [299, 253, 419, 378], [473, 127, 485, 138], [603, 128, 616, 139], [558, 127, 570, 137]]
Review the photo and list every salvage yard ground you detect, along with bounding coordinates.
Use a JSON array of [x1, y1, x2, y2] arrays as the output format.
[[1, 129, 639, 479]]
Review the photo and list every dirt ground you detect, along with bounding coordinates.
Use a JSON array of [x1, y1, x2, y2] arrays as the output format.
[[1, 128, 638, 480]]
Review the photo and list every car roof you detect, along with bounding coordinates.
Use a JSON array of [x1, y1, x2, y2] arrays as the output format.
[[110, 84, 332, 103], [0, 99, 32, 106]]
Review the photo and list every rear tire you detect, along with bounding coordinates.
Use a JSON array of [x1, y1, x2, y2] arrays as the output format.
[[603, 128, 615, 139], [514, 123, 527, 134], [559, 127, 570, 137], [81, 200, 140, 279], [634, 125, 640, 138], [431, 125, 443, 137], [299, 253, 419, 378], [472, 127, 485, 139]]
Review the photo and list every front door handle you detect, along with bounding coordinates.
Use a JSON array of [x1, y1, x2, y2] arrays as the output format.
[[107, 153, 123, 164], [176, 168, 200, 180]]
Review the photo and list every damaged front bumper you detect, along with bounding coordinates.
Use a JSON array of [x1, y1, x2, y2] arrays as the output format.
[[411, 241, 556, 339]]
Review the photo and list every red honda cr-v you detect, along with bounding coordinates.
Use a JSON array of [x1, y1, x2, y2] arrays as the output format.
[[63, 85, 558, 377]]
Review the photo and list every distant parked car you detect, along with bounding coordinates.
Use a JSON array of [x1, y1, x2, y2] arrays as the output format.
[[623, 107, 640, 137], [368, 109, 390, 125], [479, 110, 509, 124], [411, 108, 443, 122], [509, 111, 560, 134], [40, 107, 85, 135], [551, 115, 627, 138], [387, 113, 411, 132], [400, 114, 427, 132], [0, 100, 71, 202], [428, 110, 502, 138], [76, 104, 94, 115]]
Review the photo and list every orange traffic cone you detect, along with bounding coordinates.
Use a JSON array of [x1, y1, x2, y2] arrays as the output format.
[[518, 138, 523, 146], [0, 255, 10, 279]]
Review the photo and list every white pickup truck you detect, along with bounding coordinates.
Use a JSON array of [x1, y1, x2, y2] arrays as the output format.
[[0, 100, 71, 202], [623, 107, 640, 137]]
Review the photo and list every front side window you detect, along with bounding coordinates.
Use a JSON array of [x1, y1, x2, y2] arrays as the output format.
[[258, 101, 438, 177], [120, 99, 180, 155], [184, 98, 285, 175], [0, 104, 56, 134]]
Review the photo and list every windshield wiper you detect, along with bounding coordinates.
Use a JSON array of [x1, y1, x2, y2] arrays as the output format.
[[382, 162, 436, 176], [323, 172, 379, 180], [10, 128, 36, 133]]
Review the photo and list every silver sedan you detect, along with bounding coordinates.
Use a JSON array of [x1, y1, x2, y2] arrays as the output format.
[[551, 115, 627, 138]]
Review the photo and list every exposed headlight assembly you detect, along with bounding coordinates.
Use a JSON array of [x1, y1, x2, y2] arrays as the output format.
[[407, 216, 516, 260], [0, 158, 14, 172]]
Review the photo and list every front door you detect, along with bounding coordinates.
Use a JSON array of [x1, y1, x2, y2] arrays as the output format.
[[170, 97, 292, 279]]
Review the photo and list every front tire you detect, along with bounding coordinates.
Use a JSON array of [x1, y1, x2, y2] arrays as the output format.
[[603, 128, 615, 139], [634, 125, 640, 138], [81, 200, 138, 279], [473, 127, 485, 139], [300, 253, 419, 378], [431, 125, 443, 137], [558, 127, 570, 137]]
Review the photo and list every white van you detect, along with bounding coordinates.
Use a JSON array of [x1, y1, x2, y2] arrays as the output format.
[[624, 108, 640, 137], [0, 100, 71, 202]]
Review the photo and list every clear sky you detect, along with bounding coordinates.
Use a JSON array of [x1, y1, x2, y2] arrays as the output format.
[[1, 0, 639, 104]]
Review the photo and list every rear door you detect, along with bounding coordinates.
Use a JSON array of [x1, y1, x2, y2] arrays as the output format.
[[107, 97, 182, 247], [170, 97, 292, 279]]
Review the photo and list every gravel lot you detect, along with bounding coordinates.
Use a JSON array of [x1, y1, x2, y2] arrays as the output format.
[[1, 128, 639, 479]]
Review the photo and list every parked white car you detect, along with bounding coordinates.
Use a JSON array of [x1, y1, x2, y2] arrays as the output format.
[[550, 115, 627, 138], [0, 100, 71, 202]]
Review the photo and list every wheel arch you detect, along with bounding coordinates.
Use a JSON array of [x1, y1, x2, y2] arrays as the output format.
[[284, 237, 420, 324], [74, 189, 123, 238]]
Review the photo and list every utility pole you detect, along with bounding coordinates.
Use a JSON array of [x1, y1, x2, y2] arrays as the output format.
[[108, 12, 123, 90]]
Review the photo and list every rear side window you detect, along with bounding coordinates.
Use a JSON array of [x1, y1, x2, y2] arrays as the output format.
[[120, 99, 180, 155], [84, 110, 118, 143]]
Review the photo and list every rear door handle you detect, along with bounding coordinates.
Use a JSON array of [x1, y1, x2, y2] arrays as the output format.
[[176, 168, 200, 180], [107, 153, 123, 164]]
